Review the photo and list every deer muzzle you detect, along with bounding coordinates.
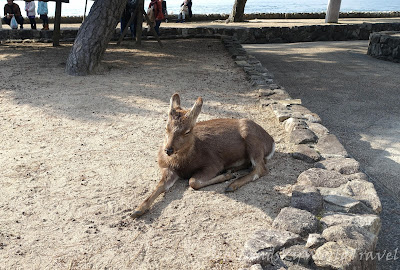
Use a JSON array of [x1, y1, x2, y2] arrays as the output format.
[[165, 148, 174, 156]]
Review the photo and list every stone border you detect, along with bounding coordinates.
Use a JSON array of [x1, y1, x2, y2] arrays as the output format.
[[368, 31, 400, 62], [1, 22, 400, 44], [8, 11, 398, 24], [221, 36, 382, 269]]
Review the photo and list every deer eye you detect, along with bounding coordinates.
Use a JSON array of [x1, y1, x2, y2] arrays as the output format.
[[184, 130, 191, 135]]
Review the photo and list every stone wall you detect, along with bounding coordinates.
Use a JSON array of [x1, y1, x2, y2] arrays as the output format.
[[2, 22, 400, 44], [367, 31, 400, 62], [19, 11, 400, 24], [143, 23, 400, 44]]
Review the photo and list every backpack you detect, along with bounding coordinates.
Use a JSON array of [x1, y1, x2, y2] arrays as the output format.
[[147, 5, 155, 24]]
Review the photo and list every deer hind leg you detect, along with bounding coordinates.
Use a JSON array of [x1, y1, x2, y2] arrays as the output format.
[[189, 167, 234, 190], [225, 140, 268, 192]]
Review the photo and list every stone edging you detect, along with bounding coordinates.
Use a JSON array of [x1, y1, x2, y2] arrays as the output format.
[[1, 22, 400, 44], [368, 31, 400, 63], [221, 36, 382, 269]]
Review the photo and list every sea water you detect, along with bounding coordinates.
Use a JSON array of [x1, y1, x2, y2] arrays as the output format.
[[10, 0, 400, 17]]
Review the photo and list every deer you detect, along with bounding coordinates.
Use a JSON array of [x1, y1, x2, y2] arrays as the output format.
[[131, 93, 275, 219]]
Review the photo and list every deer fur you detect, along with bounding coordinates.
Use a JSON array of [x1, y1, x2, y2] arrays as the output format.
[[131, 93, 275, 219]]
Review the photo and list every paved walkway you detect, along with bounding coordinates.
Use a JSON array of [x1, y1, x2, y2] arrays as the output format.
[[243, 40, 400, 269]]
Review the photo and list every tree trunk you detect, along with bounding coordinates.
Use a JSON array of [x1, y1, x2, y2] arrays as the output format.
[[66, 0, 126, 76], [325, 0, 342, 23], [227, 0, 247, 23]]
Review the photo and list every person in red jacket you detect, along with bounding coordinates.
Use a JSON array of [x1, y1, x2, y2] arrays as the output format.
[[149, 0, 165, 36]]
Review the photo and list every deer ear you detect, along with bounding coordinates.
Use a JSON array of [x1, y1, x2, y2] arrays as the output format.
[[186, 97, 203, 124], [170, 93, 181, 111]]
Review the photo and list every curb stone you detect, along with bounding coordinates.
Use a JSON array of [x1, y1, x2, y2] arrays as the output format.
[[221, 36, 382, 269]]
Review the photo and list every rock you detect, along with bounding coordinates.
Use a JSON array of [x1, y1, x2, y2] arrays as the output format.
[[249, 264, 263, 270], [291, 145, 321, 163], [280, 245, 311, 265], [276, 112, 292, 122], [259, 98, 276, 109], [322, 225, 378, 252], [347, 179, 382, 214], [271, 103, 292, 122], [313, 242, 361, 269], [344, 172, 369, 181], [289, 129, 318, 144], [272, 207, 319, 237], [316, 134, 348, 158], [287, 265, 313, 270], [304, 113, 322, 123], [291, 185, 323, 215], [235, 60, 251, 67], [315, 158, 360, 175], [290, 104, 313, 115], [319, 180, 382, 214], [284, 118, 308, 133], [308, 122, 329, 136], [323, 194, 373, 214], [305, 233, 326, 249], [318, 183, 354, 197], [297, 168, 349, 188], [277, 99, 302, 106], [320, 213, 381, 235], [242, 230, 301, 266], [258, 89, 275, 97]]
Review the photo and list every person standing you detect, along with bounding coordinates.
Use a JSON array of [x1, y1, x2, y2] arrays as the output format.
[[148, 0, 164, 36], [2, 0, 24, 29], [37, 0, 49, 30], [25, 0, 36, 29], [120, 0, 138, 38]]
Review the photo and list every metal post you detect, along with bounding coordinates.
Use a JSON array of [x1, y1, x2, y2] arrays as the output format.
[[53, 0, 62, 46], [83, 0, 88, 22], [136, 0, 144, 45]]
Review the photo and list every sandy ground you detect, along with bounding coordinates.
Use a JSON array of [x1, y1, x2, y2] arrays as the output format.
[[0, 39, 310, 269]]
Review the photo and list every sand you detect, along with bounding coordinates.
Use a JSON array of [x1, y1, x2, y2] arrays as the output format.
[[0, 39, 310, 269]]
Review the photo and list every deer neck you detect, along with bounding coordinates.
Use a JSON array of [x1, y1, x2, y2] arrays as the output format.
[[167, 136, 196, 169]]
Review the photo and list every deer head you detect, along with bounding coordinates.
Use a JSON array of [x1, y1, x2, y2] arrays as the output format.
[[163, 93, 203, 156]]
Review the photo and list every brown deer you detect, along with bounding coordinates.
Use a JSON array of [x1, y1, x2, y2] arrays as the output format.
[[131, 93, 275, 219]]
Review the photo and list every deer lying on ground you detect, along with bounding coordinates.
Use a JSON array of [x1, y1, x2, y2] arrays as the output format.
[[131, 93, 275, 219]]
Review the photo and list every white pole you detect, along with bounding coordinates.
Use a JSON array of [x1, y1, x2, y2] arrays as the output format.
[[83, 0, 88, 22], [325, 0, 342, 23]]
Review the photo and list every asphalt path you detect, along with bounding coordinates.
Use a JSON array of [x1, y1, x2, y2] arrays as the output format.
[[243, 41, 400, 269]]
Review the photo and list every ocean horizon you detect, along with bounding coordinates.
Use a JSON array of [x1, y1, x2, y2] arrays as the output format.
[[8, 0, 400, 17]]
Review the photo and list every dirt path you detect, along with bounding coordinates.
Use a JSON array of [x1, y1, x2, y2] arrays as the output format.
[[0, 39, 310, 269]]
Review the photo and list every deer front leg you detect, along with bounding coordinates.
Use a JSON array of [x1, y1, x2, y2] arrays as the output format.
[[131, 169, 179, 219]]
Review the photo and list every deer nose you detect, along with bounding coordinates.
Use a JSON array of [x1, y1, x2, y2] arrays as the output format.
[[165, 148, 174, 156]]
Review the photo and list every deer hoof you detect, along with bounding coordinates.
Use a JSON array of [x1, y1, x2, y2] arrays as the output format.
[[225, 186, 236, 193], [130, 210, 144, 219]]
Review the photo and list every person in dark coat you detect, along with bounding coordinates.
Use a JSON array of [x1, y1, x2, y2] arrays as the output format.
[[120, 0, 138, 38], [2, 0, 24, 29]]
